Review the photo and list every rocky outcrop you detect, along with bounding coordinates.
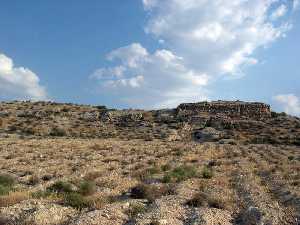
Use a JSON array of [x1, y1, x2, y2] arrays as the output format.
[[0, 100, 299, 145], [177, 101, 271, 119]]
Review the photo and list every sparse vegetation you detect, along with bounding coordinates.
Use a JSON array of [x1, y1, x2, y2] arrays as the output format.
[[0, 174, 15, 196], [186, 192, 229, 210], [202, 166, 214, 179], [0, 174, 15, 188], [78, 180, 96, 196], [162, 165, 198, 183], [130, 183, 173, 202], [63, 192, 89, 210], [126, 202, 147, 218], [47, 181, 73, 194], [0, 101, 299, 224], [0, 191, 29, 207]]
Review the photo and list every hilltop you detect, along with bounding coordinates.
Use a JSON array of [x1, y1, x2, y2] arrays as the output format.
[[0, 100, 299, 225], [0, 100, 299, 145]]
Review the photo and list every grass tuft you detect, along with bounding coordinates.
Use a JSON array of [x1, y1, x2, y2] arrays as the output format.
[[162, 165, 198, 183]]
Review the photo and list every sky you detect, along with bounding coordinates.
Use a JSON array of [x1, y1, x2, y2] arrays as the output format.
[[0, 0, 300, 115]]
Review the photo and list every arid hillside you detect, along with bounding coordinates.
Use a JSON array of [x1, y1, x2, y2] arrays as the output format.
[[0, 101, 299, 225], [0, 100, 299, 145]]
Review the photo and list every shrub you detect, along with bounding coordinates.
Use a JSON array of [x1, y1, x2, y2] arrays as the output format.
[[126, 202, 147, 218], [47, 181, 73, 193], [63, 192, 89, 209], [186, 192, 208, 207], [130, 184, 173, 202], [49, 127, 67, 137], [0, 185, 10, 196], [31, 190, 52, 199], [78, 180, 96, 196], [133, 166, 160, 182], [202, 167, 213, 179], [28, 175, 40, 185], [163, 165, 198, 183], [0, 174, 15, 187], [207, 196, 227, 209], [161, 164, 171, 172], [186, 192, 229, 210]]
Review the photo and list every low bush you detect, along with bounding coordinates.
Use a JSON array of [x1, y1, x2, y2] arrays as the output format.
[[162, 165, 198, 183], [130, 184, 173, 202], [186, 192, 208, 207], [0, 174, 15, 187], [49, 126, 67, 137], [161, 163, 171, 172], [63, 192, 89, 210], [47, 181, 73, 193], [0, 174, 15, 196], [78, 180, 96, 196], [202, 166, 214, 179], [186, 192, 229, 210], [0, 185, 10, 196], [31, 190, 52, 199], [126, 202, 147, 218], [28, 175, 40, 185]]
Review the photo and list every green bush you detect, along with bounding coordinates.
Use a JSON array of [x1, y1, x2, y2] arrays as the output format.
[[31, 190, 52, 199], [0, 174, 15, 187], [163, 165, 198, 183], [202, 167, 213, 179], [47, 181, 73, 193], [0, 185, 10, 196], [78, 180, 96, 196], [63, 193, 89, 209]]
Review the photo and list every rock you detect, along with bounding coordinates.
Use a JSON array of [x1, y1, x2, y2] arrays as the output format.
[[193, 127, 222, 142], [242, 206, 263, 225], [177, 101, 271, 119], [80, 111, 99, 122], [0, 111, 9, 117]]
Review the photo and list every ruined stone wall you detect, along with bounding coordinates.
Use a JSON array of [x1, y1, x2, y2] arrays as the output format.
[[177, 101, 271, 119]]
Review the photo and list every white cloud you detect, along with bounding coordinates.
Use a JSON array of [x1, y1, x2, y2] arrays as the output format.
[[0, 53, 47, 101], [274, 94, 300, 116], [270, 4, 288, 20], [293, 0, 300, 10], [91, 0, 294, 108], [91, 43, 209, 108], [144, 0, 291, 76]]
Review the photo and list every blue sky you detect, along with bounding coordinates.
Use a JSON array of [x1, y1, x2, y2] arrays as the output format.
[[0, 0, 299, 115]]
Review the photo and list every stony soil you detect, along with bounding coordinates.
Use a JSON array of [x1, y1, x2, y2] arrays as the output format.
[[0, 138, 299, 225]]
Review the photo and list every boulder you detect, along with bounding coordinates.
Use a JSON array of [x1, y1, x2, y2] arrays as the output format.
[[193, 127, 222, 142]]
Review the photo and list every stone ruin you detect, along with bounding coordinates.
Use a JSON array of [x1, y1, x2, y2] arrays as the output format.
[[176, 101, 271, 119]]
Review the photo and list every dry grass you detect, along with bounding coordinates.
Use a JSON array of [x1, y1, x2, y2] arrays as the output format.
[[0, 191, 29, 207]]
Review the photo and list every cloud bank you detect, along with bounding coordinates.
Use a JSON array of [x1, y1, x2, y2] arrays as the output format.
[[91, 0, 296, 108], [0, 53, 47, 101], [274, 94, 300, 116]]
